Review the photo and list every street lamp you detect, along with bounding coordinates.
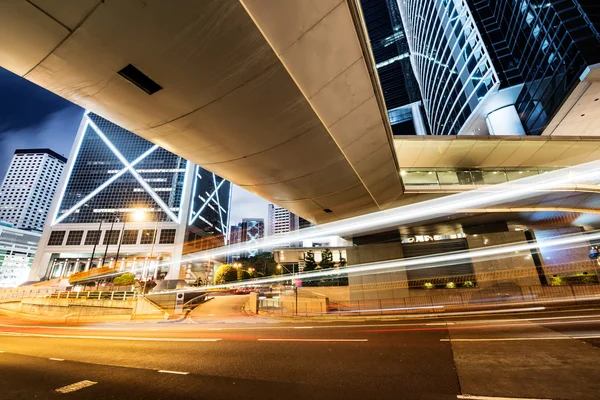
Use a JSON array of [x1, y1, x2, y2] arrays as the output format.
[[132, 208, 159, 293]]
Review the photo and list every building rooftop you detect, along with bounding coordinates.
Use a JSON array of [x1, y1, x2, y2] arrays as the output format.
[[14, 148, 67, 163]]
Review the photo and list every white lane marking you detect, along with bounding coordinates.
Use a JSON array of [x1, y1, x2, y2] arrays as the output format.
[[456, 314, 600, 325], [426, 323, 455, 326], [0, 332, 221, 342], [457, 395, 552, 400], [257, 339, 368, 342], [49, 358, 64, 361], [442, 334, 600, 342], [293, 326, 314, 329], [158, 370, 189, 375], [55, 380, 97, 394]]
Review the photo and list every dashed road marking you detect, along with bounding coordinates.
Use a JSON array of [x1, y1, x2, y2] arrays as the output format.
[[426, 322, 455, 326], [158, 370, 189, 375], [457, 395, 552, 400], [441, 334, 600, 342], [55, 380, 97, 394], [49, 358, 64, 361], [293, 326, 314, 329], [257, 338, 368, 342]]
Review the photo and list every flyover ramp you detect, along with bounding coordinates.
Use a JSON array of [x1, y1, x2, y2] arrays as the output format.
[[189, 294, 261, 324], [0, 0, 402, 223]]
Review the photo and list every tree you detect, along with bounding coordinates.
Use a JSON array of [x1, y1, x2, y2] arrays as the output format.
[[303, 250, 318, 271], [213, 264, 238, 284], [114, 273, 135, 286], [248, 252, 278, 276], [319, 248, 335, 269], [237, 268, 250, 281]]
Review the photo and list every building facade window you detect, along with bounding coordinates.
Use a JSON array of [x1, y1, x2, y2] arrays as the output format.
[[47, 231, 66, 246], [65, 230, 84, 246], [84, 230, 101, 246], [121, 230, 139, 245], [140, 229, 156, 245], [103, 230, 120, 245], [159, 229, 176, 244]]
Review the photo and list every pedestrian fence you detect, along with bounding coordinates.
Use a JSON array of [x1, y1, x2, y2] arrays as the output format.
[[0, 287, 137, 303], [258, 284, 600, 317]]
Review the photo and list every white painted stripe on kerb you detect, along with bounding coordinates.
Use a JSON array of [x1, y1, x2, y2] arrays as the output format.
[[257, 339, 368, 342], [158, 370, 189, 375], [457, 395, 552, 400], [442, 334, 600, 342], [49, 358, 64, 361], [55, 380, 97, 394]]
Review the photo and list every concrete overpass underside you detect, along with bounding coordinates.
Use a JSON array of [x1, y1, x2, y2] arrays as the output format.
[[0, 0, 403, 224]]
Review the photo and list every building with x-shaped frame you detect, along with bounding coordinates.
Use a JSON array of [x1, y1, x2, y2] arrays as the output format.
[[28, 112, 231, 283]]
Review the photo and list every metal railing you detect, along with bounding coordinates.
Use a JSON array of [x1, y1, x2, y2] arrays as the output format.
[[47, 291, 138, 300], [0, 287, 56, 302], [0, 287, 137, 302]]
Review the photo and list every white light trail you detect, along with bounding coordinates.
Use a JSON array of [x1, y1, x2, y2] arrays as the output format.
[[154, 230, 600, 295], [157, 159, 600, 268]]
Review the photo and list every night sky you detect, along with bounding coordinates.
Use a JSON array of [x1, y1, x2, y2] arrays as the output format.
[[0, 67, 83, 179], [0, 67, 268, 225]]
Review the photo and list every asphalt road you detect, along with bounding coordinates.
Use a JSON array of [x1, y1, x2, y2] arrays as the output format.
[[1, 301, 600, 399]]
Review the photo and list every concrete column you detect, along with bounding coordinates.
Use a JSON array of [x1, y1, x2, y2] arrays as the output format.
[[165, 161, 195, 280], [466, 231, 540, 288]]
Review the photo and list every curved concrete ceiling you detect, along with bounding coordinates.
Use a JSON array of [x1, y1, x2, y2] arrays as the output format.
[[0, 0, 403, 224]]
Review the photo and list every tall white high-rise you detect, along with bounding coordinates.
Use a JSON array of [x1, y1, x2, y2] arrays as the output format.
[[267, 204, 299, 237], [0, 149, 66, 231]]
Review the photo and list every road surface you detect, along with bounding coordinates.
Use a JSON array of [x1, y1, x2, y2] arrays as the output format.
[[1, 304, 600, 399]]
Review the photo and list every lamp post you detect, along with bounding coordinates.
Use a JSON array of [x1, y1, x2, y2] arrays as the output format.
[[115, 218, 127, 270], [131, 208, 159, 294], [100, 219, 116, 268], [89, 220, 103, 270]]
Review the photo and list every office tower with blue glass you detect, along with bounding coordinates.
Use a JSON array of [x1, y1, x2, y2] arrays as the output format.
[[382, 0, 600, 136], [29, 112, 231, 283], [360, 0, 427, 134]]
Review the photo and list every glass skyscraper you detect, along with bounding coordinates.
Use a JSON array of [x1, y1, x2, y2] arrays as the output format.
[[30, 112, 231, 282], [187, 166, 232, 245], [470, 0, 600, 135], [366, 0, 600, 135], [54, 112, 187, 225], [361, 0, 425, 134], [397, 0, 500, 135]]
